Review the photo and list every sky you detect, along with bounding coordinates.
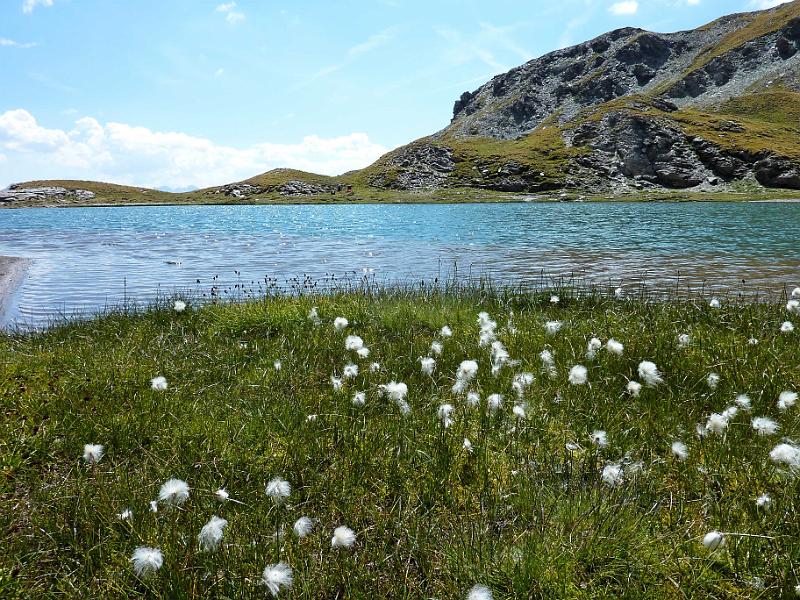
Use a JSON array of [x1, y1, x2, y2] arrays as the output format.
[[0, 0, 792, 190]]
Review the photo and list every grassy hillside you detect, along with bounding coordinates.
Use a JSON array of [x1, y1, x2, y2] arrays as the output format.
[[3, 289, 800, 597]]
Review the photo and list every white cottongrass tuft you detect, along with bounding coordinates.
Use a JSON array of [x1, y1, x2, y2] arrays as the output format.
[[369, 362, 381, 373], [331, 376, 343, 392], [159, 478, 190, 505], [430, 341, 444, 356], [293, 516, 313, 538], [352, 391, 366, 407], [601, 463, 624, 487], [331, 525, 356, 549], [511, 372, 534, 399], [568, 365, 588, 386], [333, 317, 348, 331], [467, 584, 493, 600], [273, 360, 282, 371], [756, 493, 771, 509], [356, 347, 370, 358], [440, 325, 453, 338], [420, 356, 436, 375], [770, 443, 800, 469], [345, 335, 364, 351], [118, 508, 133, 520], [151, 376, 168, 391], [590, 430, 608, 448], [266, 477, 291, 504], [198, 515, 228, 552], [438, 403, 455, 428], [707, 373, 720, 390], [477, 312, 498, 347], [638, 361, 663, 387], [131, 547, 163, 578], [735, 394, 752, 411], [721, 405, 738, 421], [83, 443, 104, 464], [262, 563, 293, 597], [702, 530, 725, 551], [463, 438, 473, 453], [787, 299, 800, 314], [671, 441, 688, 461], [540, 349, 557, 378], [466, 391, 480, 408], [550, 294, 560, 304], [215, 488, 229, 502], [343, 363, 359, 379], [627, 380, 642, 397], [544, 321, 562, 335], [490, 341, 510, 375], [677, 333, 690, 348], [605, 338, 623, 356], [781, 321, 795, 333], [615, 287, 624, 298], [748, 337, 759, 345], [453, 360, 479, 394], [380, 381, 409, 414], [149, 500, 158, 513], [486, 393, 504, 412], [512, 404, 527, 419], [778, 391, 798, 411], [705, 413, 729, 435], [173, 300, 186, 313], [307, 307, 321, 325], [793, 287, 800, 298], [752, 416, 779, 436], [586, 337, 602, 360], [709, 298, 721, 309]]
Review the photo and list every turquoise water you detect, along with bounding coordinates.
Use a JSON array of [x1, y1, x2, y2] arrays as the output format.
[[1, 202, 799, 325]]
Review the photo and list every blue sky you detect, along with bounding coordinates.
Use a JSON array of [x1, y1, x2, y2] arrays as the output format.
[[0, 0, 791, 189]]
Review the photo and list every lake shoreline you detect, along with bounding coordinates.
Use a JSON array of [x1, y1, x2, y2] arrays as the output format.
[[0, 256, 31, 321]]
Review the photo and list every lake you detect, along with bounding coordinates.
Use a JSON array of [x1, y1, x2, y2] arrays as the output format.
[[1, 202, 799, 326]]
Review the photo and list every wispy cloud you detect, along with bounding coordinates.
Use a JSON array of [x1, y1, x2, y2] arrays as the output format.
[[0, 38, 37, 49], [748, 0, 792, 8], [215, 2, 245, 24], [22, 0, 53, 14], [435, 27, 509, 73], [348, 27, 399, 57]]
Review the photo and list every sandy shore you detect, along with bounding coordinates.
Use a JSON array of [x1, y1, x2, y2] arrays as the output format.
[[0, 256, 31, 321]]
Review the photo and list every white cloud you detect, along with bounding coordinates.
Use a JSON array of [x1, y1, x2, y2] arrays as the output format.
[[215, 2, 245, 24], [0, 38, 37, 48], [22, 0, 53, 14], [748, 0, 792, 8], [609, 1, 639, 15], [0, 109, 388, 189]]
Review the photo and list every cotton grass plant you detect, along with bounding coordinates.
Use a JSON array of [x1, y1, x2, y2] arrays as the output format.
[[3, 284, 800, 597]]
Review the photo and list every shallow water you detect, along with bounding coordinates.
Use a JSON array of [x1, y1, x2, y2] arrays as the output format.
[[1, 202, 799, 326]]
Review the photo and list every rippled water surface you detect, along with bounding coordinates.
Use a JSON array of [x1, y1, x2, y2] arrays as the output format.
[[2, 202, 800, 326]]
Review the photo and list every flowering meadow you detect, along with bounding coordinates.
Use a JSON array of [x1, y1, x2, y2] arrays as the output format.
[[2, 287, 800, 598]]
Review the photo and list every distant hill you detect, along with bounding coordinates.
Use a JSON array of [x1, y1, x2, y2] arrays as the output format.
[[4, 0, 800, 206]]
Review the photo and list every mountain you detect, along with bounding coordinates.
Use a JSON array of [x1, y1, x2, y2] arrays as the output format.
[[3, 0, 800, 206], [358, 0, 800, 194]]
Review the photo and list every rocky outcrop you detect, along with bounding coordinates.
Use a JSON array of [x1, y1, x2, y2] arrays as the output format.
[[369, 143, 455, 189], [277, 180, 336, 196], [213, 183, 265, 198], [0, 186, 96, 204]]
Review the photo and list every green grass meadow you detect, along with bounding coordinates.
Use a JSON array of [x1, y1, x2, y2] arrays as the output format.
[[2, 287, 800, 598]]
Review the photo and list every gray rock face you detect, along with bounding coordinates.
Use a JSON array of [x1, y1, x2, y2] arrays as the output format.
[[214, 183, 265, 198], [277, 180, 336, 196], [0, 186, 96, 204]]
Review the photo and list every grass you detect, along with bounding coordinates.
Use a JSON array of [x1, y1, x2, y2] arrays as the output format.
[[3, 286, 800, 598]]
